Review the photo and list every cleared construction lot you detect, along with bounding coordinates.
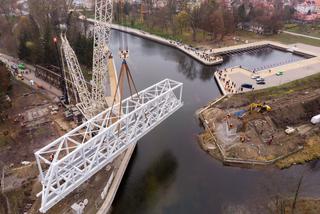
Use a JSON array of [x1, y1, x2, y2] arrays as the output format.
[[199, 72, 320, 168]]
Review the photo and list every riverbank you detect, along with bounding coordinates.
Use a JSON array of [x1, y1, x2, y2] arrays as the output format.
[[197, 72, 320, 168], [110, 23, 223, 65], [82, 18, 223, 66], [213, 43, 320, 96]]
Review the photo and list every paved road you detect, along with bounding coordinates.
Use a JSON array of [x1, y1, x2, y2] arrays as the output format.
[[0, 53, 62, 100], [282, 31, 320, 41], [229, 61, 320, 92]]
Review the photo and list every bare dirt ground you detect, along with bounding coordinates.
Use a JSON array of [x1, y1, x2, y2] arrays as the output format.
[[28, 154, 123, 214], [198, 72, 320, 168], [0, 80, 126, 214], [0, 80, 66, 213], [281, 198, 320, 214], [0, 80, 61, 165]]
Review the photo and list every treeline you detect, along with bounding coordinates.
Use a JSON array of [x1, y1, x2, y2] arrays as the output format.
[[0, 62, 12, 121], [114, 0, 291, 42], [0, 0, 93, 68], [114, 0, 234, 41]]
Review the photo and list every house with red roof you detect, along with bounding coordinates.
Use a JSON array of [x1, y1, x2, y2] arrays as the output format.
[[294, 0, 320, 21]]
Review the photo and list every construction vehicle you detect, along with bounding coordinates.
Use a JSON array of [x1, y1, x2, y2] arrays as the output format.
[[249, 103, 272, 113]]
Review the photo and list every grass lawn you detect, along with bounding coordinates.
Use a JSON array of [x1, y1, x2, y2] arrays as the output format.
[[284, 23, 320, 38], [243, 72, 320, 101], [235, 30, 320, 47], [114, 20, 320, 48]]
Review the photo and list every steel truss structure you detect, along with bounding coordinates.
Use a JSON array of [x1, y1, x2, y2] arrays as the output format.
[[35, 79, 183, 213], [60, 35, 94, 114], [60, 0, 113, 119], [92, 0, 113, 100]]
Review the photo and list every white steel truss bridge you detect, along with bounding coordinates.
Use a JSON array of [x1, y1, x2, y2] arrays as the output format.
[[35, 79, 183, 213]]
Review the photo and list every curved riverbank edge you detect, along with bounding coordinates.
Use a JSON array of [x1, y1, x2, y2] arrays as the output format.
[[197, 97, 304, 168], [196, 72, 320, 169], [109, 24, 223, 66], [97, 142, 137, 214], [82, 18, 223, 66]]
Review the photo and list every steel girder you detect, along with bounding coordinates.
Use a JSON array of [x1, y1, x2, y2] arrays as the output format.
[[35, 79, 183, 212]]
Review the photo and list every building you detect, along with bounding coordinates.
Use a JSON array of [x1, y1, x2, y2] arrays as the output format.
[[16, 0, 29, 15], [295, 0, 317, 14], [73, 0, 94, 9], [294, 0, 320, 21]]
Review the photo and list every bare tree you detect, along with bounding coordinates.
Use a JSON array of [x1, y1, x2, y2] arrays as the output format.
[[187, 6, 201, 41]]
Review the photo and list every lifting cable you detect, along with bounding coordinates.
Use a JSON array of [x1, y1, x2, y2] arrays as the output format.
[[107, 0, 148, 129]]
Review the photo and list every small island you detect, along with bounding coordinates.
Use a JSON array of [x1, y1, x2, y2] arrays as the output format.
[[198, 72, 320, 169]]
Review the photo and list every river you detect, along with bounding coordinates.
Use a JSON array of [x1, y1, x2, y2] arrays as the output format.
[[109, 30, 320, 214]]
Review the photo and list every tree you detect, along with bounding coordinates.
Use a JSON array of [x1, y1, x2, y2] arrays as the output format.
[[187, 6, 202, 41], [0, 0, 19, 55], [0, 62, 11, 120], [175, 11, 189, 34], [15, 16, 41, 63], [73, 33, 93, 69], [18, 31, 32, 60], [237, 4, 247, 22], [283, 5, 295, 21], [0, 0, 18, 22], [27, 0, 70, 65]]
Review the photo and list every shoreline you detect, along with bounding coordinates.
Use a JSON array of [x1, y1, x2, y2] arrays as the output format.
[[82, 19, 320, 98], [83, 18, 223, 66], [212, 43, 320, 96], [97, 142, 137, 214], [110, 24, 224, 66], [197, 72, 320, 169]]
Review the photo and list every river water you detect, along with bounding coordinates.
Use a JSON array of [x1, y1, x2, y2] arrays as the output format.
[[109, 30, 320, 214]]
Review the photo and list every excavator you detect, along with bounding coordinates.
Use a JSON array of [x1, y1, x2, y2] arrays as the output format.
[[249, 103, 272, 113]]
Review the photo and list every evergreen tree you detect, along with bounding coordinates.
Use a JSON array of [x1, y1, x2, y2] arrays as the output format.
[[18, 31, 31, 60]]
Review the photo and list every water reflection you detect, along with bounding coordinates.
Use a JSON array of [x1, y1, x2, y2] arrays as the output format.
[[176, 54, 215, 81], [109, 30, 318, 214], [112, 151, 178, 214], [221, 47, 305, 71]]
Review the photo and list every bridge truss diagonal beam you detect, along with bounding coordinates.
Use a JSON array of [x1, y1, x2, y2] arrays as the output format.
[[35, 79, 183, 213]]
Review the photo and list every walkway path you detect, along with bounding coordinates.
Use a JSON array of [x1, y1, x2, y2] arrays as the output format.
[[0, 53, 62, 100], [83, 18, 223, 66], [215, 56, 320, 95], [282, 30, 320, 41]]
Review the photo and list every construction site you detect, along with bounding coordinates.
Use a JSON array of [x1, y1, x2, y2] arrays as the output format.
[[0, 0, 184, 213], [2, 1, 320, 213], [198, 72, 320, 168]]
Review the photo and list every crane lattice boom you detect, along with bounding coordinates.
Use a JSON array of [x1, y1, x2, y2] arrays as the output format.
[[92, 0, 113, 102], [61, 0, 113, 118]]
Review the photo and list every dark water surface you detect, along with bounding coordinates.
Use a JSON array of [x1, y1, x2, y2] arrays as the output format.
[[221, 46, 306, 72], [109, 30, 320, 214]]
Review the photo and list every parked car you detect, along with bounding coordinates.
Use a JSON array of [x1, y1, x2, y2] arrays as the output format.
[[256, 78, 265, 82], [251, 74, 260, 79], [276, 71, 284, 76], [241, 83, 253, 89], [256, 80, 266, 85]]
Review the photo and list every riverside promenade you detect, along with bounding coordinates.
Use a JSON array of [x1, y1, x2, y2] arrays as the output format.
[[215, 53, 320, 95], [212, 40, 320, 95], [84, 18, 223, 66], [110, 24, 224, 65]]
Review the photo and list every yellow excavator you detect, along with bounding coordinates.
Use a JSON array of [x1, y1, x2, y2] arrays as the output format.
[[249, 103, 272, 113]]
